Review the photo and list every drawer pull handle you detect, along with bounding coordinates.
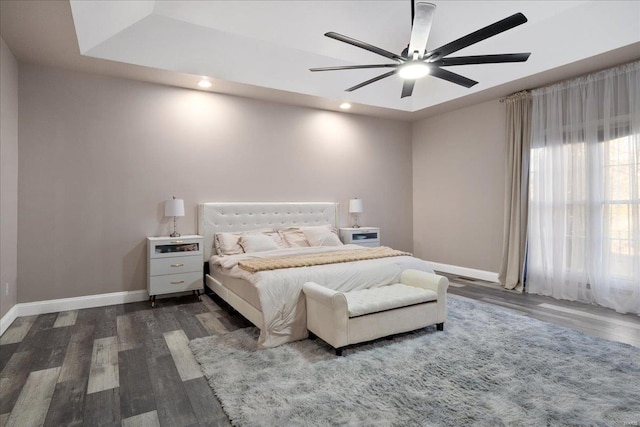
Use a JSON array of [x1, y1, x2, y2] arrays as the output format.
[[170, 240, 184, 244], [171, 280, 185, 285], [171, 263, 184, 267]]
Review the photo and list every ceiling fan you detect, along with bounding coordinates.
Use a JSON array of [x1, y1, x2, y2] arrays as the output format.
[[310, 1, 531, 98]]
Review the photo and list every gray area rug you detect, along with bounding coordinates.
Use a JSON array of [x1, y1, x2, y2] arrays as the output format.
[[189, 296, 640, 426]]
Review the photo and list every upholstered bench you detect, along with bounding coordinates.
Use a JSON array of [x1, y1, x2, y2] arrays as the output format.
[[303, 269, 449, 356]]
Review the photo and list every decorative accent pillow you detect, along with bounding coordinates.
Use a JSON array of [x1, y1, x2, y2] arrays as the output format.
[[215, 228, 274, 256], [264, 231, 286, 248], [303, 227, 343, 247], [239, 234, 279, 253], [278, 227, 310, 247]]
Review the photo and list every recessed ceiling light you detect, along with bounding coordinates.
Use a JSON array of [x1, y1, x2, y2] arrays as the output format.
[[339, 102, 351, 110], [198, 80, 212, 89], [398, 62, 430, 80]]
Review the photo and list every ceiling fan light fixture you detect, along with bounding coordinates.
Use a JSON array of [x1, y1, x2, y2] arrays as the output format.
[[398, 62, 430, 80], [313, 3, 529, 98]]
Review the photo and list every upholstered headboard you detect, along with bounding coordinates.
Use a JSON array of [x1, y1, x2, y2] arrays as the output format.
[[197, 202, 339, 260]]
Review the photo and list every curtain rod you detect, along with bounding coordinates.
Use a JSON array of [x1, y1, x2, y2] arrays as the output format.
[[499, 60, 639, 103], [499, 90, 531, 103]]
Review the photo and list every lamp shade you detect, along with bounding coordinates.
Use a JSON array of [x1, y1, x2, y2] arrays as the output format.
[[349, 198, 363, 214], [164, 198, 185, 217]]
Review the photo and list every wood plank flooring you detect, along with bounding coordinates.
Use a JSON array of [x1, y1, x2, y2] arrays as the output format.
[[441, 273, 640, 348], [1, 278, 639, 426]]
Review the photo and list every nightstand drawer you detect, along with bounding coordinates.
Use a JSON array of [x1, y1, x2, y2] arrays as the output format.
[[149, 271, 203, 294], [339, 227, 381, 247], [149, 237, 203, 259], [150, 256, 202, 276]]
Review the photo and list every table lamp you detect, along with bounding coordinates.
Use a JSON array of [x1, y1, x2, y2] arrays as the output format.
[[349, 198, 363, 228], [165, 196, 185, 237]]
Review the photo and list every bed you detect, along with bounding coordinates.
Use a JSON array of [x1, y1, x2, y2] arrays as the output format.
[[198, 202, 435, 348]]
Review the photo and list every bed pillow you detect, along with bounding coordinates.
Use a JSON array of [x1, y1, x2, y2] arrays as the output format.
[[278, 227, 310, 247], [264, 231, 286, 248], [215, 233, 244, 256], [239, 234, 280, 253], [303, 227, 343, 247], [215, 228, 274, 256]]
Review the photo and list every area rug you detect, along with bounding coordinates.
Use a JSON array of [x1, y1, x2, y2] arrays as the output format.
[[189, 295, 640, 427]]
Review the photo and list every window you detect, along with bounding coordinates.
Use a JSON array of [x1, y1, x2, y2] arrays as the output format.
[[603, 135, 639, 284], [529, 134, 639, 286]]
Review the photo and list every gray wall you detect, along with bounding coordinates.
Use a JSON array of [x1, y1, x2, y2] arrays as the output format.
[[1, 38, 19, 318], [412, 99, 506, 273], [17, 64, 413, 303]]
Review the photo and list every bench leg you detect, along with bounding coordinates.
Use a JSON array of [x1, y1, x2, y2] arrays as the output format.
[[335, 347, 344, 357], [436, 322, 444, 331]]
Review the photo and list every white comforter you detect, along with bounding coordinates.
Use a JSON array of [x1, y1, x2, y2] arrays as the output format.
[[210, 245, 435, 348]]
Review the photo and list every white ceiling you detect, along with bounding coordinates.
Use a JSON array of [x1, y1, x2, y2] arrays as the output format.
[[67, 0, 640, 113], [0, 0, 640, 121]]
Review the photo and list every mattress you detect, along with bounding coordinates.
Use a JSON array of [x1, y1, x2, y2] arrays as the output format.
[[210, 266, 261, 310]]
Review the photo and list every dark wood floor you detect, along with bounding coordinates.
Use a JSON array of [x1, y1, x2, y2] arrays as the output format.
[[442, 273, 640, 348], [1, 277, 638, 426]]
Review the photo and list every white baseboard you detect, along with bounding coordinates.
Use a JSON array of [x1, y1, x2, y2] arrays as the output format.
[[0, 289, 148, 334], [429, 262, 499, 283], [0, 305, 19, 336]]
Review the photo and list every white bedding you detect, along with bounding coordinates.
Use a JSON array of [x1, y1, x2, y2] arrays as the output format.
[[210, 245, 435, 348]]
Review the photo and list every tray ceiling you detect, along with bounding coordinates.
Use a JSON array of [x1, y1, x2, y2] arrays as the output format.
[[68, 1, 639, 113]]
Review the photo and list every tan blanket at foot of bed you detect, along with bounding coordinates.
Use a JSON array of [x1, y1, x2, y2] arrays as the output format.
[[238, 246, 413, 273]]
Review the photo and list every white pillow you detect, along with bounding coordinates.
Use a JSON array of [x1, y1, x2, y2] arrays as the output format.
[[303, 227, 343, 247], [215, 228, 274, 256], [239, 234, 279, 253], [278, 227, 310, 247], [264, 231, 286, 248]]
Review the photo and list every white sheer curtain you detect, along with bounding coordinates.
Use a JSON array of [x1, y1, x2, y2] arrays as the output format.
[[527, 61, 640, 314]]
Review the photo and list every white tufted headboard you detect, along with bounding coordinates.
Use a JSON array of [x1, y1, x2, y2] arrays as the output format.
[[198, 202, 338, 260]]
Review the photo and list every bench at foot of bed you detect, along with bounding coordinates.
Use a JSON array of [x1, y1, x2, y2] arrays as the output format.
[[302, 269, 449, 356]]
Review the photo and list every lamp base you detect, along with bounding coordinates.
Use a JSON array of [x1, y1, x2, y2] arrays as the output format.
[[351, 213, 360, 228], [170, 215, 181, 238]]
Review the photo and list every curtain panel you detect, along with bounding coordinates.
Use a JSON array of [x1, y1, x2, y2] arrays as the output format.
[[527, 61, 640, 314], [498, 91, 531, 291]]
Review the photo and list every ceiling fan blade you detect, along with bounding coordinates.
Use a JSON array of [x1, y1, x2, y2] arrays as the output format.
[[401, 80, 415, 98], [310, 64, 398, 72], [408, 2, 436, 59], [345, 70, 397, 92], [325, 32, 403, 61], [430, 67, 478, 88], [433, 53, 531, 66], [427, 13, 528, 61]]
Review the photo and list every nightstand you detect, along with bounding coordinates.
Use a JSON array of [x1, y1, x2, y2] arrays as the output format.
[[339, 227, 381, 247], [147, 235, 204, 307]]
